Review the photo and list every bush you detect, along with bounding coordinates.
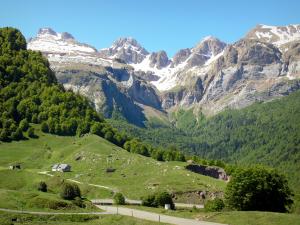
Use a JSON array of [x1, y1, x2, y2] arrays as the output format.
[[204, 198, 225, 212], [155, 192, 175, 209], [41, 122, 49, 133], [60, 183, 81, 200], [225, 166, 293, 212], [19, 119, 29, 131], [113, 193, 125, 205], [141, 194, 158, 207], [28, 127, 36, 138], [37, 181, 47, 192]]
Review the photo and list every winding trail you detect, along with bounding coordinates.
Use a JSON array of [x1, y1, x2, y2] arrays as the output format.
[[38, 171, 118, 192]]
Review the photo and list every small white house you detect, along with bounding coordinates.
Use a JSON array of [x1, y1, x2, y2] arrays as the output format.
[[52, 164, 71, 172]]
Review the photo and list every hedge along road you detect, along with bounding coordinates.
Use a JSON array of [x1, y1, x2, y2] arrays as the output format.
[[96, 205, 227, 225]]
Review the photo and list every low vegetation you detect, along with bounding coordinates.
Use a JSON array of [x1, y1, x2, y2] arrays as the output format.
[[60, 183, 81, 200], [204, 198, 225, 212]]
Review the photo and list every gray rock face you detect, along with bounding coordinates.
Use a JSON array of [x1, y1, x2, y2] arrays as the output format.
[[172, 48, 191, 66], [161, 78, 204, 109], [61, 32, 74, 40], [149, 51, 171, 69], [187, 37, 226, 67], [231, 39, 281, 65], [55, 63, 160, 127]]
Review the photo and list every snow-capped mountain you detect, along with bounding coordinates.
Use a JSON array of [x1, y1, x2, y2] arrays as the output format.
[[27, 24, 300, 126], [28, 28, 97, 54], [246, 24, 300, 48], [28, 28, 113, 67], [99, 37, 149, 64], [100, 35, 227, 91]]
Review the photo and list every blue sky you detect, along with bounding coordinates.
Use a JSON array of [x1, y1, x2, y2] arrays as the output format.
[[1, 0, 299, 56]]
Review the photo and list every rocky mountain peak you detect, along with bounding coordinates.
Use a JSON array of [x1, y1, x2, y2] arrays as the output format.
[[61, 32, 74, 40], [37, 27, 57, 36], [193, 36, 226, 56], [99, 37, 149, 64], [149, 50, 171, 69], [36, 28, 74, 41], [112, 37, 142, 49]]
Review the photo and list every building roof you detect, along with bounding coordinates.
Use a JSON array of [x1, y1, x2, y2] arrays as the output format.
[[52, 163, 70, 170]]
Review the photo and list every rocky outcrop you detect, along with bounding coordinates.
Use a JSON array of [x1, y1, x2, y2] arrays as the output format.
[[185, 164, 228, 181]]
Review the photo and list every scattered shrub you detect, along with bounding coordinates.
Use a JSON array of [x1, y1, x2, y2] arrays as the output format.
[[141, 193, 157, 207], [113, 193, 125, 205], [37, 181, 47, 192], [204, 198, 225, 212], [60, 183, 81, 200]]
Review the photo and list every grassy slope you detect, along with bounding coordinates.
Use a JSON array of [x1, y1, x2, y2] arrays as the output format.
[[0, 125, 225, 202]]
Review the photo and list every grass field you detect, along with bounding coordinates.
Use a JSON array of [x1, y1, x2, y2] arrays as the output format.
[[0, 125, 225, 202]]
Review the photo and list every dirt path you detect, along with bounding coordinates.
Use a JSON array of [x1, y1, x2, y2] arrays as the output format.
[[96, 205, 226, 225]]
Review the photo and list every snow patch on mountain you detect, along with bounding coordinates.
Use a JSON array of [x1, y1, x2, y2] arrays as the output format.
[[28, 28, 96, 54]]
